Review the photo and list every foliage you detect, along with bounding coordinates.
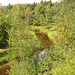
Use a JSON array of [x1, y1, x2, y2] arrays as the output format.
[[24, 7, 31, 22], [0, 0, 75, 75], [0, 11, 11, 48]]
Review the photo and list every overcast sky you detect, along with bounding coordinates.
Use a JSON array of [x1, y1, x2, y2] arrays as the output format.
[[0, 0, 60, 6]]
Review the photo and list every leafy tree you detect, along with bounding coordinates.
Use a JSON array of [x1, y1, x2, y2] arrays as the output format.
[[45, 4, 54, 24], [0, 3, 2, 11], [0, 11, 11, 48], [34, 3, 45, 17], [32, 3, 46, 26], [2, 3, 13, 15], [7, 6, 43, 75], [24, 7, 31, 22], [31, 2, 37, 11], [7, 3, 13, 10]]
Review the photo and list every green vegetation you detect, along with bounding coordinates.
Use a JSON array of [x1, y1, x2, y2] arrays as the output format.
[[0, 0, 75, 75]]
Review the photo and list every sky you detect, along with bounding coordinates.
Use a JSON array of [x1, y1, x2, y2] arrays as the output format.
[[0, 0, 60, 6]]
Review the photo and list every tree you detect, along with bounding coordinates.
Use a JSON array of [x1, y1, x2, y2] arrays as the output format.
[[45, 4, 54, 23], [32, 3, 46, 26], [34, 3, 45, 16], [24, 7, 31, 22], [31, 2, 37, 10], [0, 3, 2, 12], [0, 11, 11, 48], [7, 6, 42, 75], [7, 3, 13, 10]]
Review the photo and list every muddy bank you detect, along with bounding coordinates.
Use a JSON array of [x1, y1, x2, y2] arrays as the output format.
[[31, 30, 53, 49], [0, 63, 10, 75]]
